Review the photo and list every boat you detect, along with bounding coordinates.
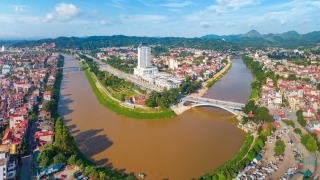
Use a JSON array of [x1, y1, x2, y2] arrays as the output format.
[[139, 172, 145, 178]]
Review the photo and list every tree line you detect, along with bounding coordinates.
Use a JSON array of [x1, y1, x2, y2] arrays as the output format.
[[200, 132, 266, 180], [14, 35, 244, 51]]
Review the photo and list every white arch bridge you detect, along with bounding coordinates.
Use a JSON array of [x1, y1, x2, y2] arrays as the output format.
[[182, 96, 245, 115]]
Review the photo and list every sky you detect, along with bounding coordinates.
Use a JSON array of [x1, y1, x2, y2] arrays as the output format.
[[0, 0, 319, 39]]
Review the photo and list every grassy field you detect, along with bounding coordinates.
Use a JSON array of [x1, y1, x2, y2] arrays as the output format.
[[84, 69, 176, 119], [106, 86, 137, 100]]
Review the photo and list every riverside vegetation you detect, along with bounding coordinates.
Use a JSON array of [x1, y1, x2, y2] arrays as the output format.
[[36, 55, 135, 180], [79, 54, 202, 118], [80, 55, 177, 119], [205, 59, 232, 88], [200, 132, 266, 180]]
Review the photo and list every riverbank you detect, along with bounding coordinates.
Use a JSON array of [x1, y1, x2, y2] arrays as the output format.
[[83, 67, 177, 119], [190, 58, 232, 98], [58, 54, 248, 179], [53, 55, 133, 179]]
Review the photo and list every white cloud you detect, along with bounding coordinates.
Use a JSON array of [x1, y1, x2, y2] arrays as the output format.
[[226, 22, 236, 27], [100, 19, 121, 26], [120, 14, 168, 22], [184, 5, 227, 21], [207, 5, 227, 15], [200, 21, 212, 28], [280, 20, 286, 25], [91, 9, 98, 14], [300, 19, 311, 24], [12, 5, 28, 12], [216, 0, 259, 9], [169, 9, 182, 13], [107, 0, 127, 9], [43, 3, 81, 23], [15, 6, 22, 12], [248, 23, 257, 27], [160, 1, 194, 8]]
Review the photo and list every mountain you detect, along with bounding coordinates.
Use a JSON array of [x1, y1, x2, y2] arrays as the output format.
[[12, 35, 243, 51], [201, 30, 320, 48], [243, 30, 262, 37]]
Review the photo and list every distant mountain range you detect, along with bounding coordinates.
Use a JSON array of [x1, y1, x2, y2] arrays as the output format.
[[201, 30, 320, 48], [12, 35, 243, 51], [8, 30, 320, 50]]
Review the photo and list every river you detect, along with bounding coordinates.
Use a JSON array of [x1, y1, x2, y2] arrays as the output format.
[[58, 55, 253, 179], [203, 59, 254, 103]]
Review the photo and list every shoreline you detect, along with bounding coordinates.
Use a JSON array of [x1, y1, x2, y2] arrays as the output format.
[[190, 57, 232, 97], [172, 58, 233, 115]]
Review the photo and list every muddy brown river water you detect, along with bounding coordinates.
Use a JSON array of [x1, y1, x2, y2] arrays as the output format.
[[58, 55, 253, 179]]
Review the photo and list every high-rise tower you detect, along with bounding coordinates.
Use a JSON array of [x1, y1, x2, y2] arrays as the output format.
[[137, 43, 151, 68]]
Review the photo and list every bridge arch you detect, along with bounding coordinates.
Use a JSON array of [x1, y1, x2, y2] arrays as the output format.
[[191, 103, 240, 115]]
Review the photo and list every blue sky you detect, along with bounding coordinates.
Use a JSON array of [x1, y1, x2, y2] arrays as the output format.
[[0, 0, 319, 39]]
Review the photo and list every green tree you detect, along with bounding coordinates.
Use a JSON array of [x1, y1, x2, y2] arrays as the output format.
[[53, 153, 66, 164], [54, 117, 76, 154], [287, 74, 297, 81], [301, 134, 313, 145], [317, 84, 320, 90], [120, 94, 126, 102], [145, 99, 157, 108], [306, 138, 318, 153], [199, 71, 204, 78], [256, 138, 265, 148], [158, 98, 168, 109], [37, 144, 57, 167], [42, 99, 56, 111], [67, 154, 77, 165], [294, 128, 302, 135], [274, 146, 284, 156], [254, 107, 273, 123], [28, 113, 37, 122], [275, 140, 286, 150], [242, 100, 258, 114]]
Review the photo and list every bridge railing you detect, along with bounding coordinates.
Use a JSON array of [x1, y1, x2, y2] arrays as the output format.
[[183, 96, 245, 109]]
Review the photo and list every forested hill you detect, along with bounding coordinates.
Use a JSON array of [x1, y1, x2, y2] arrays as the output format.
[[12, 35, 242, 51], [201, 30, 320, 48]]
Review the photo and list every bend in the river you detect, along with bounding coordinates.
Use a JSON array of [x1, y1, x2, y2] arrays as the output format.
[[58, 55, 253, 179]]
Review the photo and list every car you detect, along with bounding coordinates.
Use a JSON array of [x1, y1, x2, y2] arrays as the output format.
[[268, 141, 273, 143], [73, 171, 82, 178]]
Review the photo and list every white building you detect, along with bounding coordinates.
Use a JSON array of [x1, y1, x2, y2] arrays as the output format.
[[2, 65, 11, 75], [134, 43, 159, 77], [169, 59, 178, 70], [1, 46, 5, 52], [133, 43, 184, 89], [0, 145, 16, 180], [137, 43, 151, 68]]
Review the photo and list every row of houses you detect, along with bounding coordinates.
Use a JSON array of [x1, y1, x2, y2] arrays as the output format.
[[251, 54, 320, 120], [0, 52, 59, 180]]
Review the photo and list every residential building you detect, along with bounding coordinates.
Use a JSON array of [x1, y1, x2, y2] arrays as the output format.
[[1, 65, 11, 75]]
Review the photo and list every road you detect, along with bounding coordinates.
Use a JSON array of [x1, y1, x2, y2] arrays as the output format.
[[282, 107, 308, 134], [20, 122, 37, 180], [83, 54, 163, 92]]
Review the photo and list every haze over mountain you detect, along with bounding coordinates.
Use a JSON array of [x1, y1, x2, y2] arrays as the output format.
[[201, 30, 320, 48]]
